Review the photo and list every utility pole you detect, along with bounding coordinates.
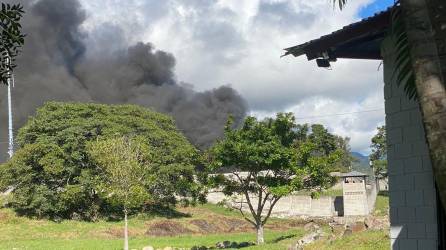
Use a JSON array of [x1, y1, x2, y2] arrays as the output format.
[[6, 56, 14, 158]]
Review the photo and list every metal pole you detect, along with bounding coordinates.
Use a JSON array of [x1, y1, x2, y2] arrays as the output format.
[[6, 57, 13, 158]]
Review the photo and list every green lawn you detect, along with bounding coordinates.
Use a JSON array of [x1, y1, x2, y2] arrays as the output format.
[[0, 194, 390, 250], [0, 204, 305, 250], [305, 230, 390, 250], [373, 191, 389, 216]]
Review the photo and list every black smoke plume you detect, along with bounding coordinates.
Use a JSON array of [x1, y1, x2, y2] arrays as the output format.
[[0, 0, 247, 160]]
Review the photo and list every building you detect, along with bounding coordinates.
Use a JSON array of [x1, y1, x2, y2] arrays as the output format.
[[284, 7, 444, 250], [342, 171, 371, 216]]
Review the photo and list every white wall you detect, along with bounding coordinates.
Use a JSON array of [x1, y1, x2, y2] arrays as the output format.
[[383, 39, 439, 250]]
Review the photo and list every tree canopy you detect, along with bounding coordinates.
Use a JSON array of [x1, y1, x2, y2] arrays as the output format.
[[0, 102, 202, 220], [207, 113, 341, 244], [87, 136, 153, 250], [370, 125, 387, 179], [0, 3, 25, 84]]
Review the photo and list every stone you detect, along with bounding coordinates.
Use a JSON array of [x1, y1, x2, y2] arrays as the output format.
[[329, 222, 345, 236], [191, 246, 208, 250], [291, 230, 324, 250], [364, 217, 389, 230], [237, 242, 253, 247], [163, 247, 173, 250], [142, 246, 154, 250], [343, 227, 353, 237], [216, 241, 231, 248], [304, 221, 320, 232], [229, 242, 238, 248]]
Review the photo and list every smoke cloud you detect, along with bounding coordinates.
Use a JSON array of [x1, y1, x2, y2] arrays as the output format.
[[0, 0, 247, 160]]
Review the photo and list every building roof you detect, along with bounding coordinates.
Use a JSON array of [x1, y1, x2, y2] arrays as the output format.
[[342, 170, 368, 178], [282, 7, 394, 63]]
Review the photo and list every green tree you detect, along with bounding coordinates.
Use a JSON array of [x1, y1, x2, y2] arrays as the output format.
[[0, 3, 25, 84], [87, 136, 151, 250], [0, 102, 201, 220], [207, 113, 339, 244], [370, 126, 387, 182]]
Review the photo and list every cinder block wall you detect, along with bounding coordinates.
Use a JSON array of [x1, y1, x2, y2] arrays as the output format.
[[383, 40, 438, 250], [343, 181, 368, 216]]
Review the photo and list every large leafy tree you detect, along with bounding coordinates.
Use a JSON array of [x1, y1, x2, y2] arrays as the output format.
[[207, 113, 339, 245], [307, 124, 351, 172], [87, 136, 152, 250], [0, 102, 202, 220], [0, 3, 25, 84]]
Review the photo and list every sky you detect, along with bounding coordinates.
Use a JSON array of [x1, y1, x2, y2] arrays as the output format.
[[76, 0, 394, 155]]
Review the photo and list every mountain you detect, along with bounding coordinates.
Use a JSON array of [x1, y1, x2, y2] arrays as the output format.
[[351, 152, 372, 175]]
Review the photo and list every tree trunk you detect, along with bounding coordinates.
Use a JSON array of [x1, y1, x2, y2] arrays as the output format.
[[124, 210, 129, 250], [400, 0, 446, 208], [256, 224, 265, 245]]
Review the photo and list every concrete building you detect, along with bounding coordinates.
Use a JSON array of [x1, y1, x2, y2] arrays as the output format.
[[342, 171, 369, 216], [284, 7, 444, 250]]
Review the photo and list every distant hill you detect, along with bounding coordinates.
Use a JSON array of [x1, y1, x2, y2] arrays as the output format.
[[351, 152, 373, 175]]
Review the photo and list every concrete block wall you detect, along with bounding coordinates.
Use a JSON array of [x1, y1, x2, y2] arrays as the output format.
[[206, 191, 337, 217], [343, 181, 368, 216], [383, 40, 438, 250]]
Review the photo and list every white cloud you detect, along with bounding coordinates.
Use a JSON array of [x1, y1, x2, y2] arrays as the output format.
[[78, 0, 384, 154]]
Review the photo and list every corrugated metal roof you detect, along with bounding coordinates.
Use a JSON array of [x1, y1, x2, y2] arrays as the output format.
[[282, 6, 395, 60], [342, 170, 368, 177]]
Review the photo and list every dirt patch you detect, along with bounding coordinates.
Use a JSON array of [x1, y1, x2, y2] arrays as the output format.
[[101, 227, 142, 238], [189, 219, 221, 233], [0, 211, 9, 222], [146, 220, 194, 236], [222, 217, 252, 232]]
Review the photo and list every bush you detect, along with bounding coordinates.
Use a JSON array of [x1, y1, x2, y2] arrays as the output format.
[[0, 102, 202, 220]]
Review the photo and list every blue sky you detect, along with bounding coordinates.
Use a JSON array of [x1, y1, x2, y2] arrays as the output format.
[[359, 0, 394, 18]]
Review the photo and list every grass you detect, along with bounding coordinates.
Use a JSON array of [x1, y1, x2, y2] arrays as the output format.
[[305, 230, 390, 250], [0, 230, 303, 250], [0, 204, 305, 250], [0, 193, 390, 250], [373, 191, 389, 216]]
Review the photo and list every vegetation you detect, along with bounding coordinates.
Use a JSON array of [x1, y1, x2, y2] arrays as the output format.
[[0, 203, 306, 250], [306, 230, 389, 250], [0, 3, 25, 84], [0, 198, 390, 250], [87, 137, 153, 250], [0, 102, 202, 221], [207, 113, 342, 244], [373, 191, 390, 217], [370, 126, 387, 181]]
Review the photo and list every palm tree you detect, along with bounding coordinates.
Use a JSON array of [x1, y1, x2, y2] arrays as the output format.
[[336, 0, 446, 208]]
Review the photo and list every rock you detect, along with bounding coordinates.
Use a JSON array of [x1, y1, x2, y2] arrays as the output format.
[[364, 217, 389, 230], [216, 241, 231, 248], [329, 222, 345, 236], [142, 246, 154, 250], [229, 242, 238, 248], [194, 246, 208, 250], [237, 242, 253, 247], [304, 221, 320, 232], [163, 247, 173, 250], [350, 222, 366, 233], [291, 230, 323, 250], [343, 227, 353, 237]]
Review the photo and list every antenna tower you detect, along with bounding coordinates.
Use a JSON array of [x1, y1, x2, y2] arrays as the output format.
[[6, 56, 14, 158]]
